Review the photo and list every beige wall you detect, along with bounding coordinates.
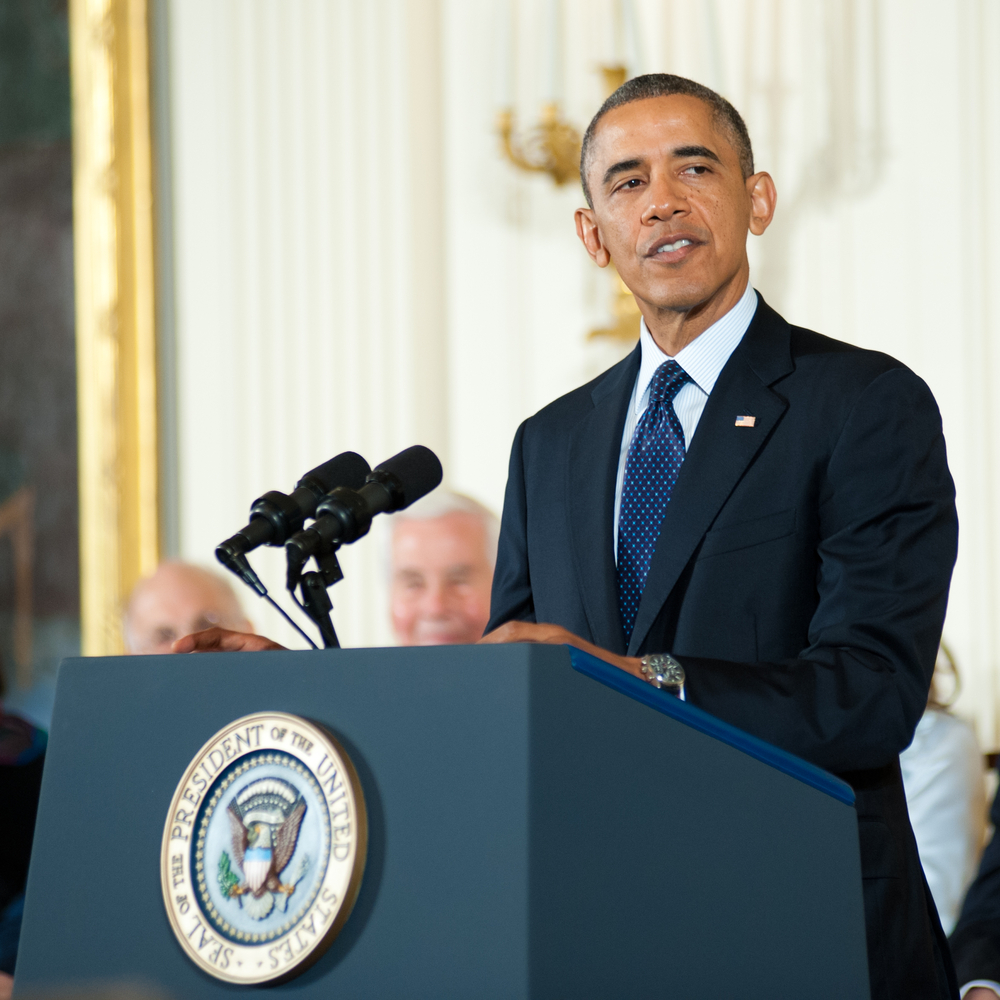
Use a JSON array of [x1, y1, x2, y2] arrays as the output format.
[[166, 0, 1000, 743]]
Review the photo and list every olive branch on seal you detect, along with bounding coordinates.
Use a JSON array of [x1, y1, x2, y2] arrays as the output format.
[[218, 850, 240, 898]]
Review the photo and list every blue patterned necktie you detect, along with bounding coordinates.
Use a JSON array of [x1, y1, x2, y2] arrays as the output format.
[[617, 359, 693, 642]]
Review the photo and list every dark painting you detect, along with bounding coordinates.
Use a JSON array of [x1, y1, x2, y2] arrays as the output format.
[[0, 0, 78, 728]]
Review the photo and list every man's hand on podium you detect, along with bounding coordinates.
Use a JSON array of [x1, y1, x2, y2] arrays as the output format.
[[170, 619, 650, 664], [479, 621, 643, 679], [171, 626, 287, 653]]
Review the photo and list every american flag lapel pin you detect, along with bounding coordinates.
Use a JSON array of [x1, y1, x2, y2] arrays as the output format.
[[735, 415, 756, 427]]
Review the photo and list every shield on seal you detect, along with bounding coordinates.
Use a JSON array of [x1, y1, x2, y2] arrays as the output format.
[[242, 846, 272, 893]]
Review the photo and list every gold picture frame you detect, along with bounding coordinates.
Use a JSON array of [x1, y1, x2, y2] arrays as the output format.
[[70, 0, 159, 655]]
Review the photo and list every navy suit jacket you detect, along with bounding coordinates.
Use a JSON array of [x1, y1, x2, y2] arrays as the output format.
[[489, 295, 959, 999]]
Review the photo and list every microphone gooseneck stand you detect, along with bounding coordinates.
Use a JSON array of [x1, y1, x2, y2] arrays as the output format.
[[215, 451, 371, 649], [296, 550, 344, 649], [283, 446, 444, 649], [217, 445, 443, 650]]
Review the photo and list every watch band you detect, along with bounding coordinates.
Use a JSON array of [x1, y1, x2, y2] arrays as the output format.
[[639, 653, 685, 697]]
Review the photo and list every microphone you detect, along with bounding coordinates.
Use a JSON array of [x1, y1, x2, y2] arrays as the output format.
[[285, 445, 443, 585], [216, 452, 371, 593]]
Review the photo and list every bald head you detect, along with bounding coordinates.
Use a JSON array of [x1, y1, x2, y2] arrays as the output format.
[[124, 562, 253, 654]]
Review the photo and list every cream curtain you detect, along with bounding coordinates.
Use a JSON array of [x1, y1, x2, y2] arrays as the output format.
[[166, 0, 1000, 744]]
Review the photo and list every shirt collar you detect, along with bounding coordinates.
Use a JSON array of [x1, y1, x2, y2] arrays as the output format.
[[633, 281, 758, 413]]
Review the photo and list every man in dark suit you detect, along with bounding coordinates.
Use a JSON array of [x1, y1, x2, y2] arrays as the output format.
[[481, 74, 959, 999], [950, 769, 1000, 997]]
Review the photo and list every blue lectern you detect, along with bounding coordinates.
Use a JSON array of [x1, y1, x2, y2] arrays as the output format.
[[14, 643, 869, 998]]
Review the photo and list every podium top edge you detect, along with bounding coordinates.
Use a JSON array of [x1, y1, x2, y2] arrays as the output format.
[[566, 646, 855, 807]]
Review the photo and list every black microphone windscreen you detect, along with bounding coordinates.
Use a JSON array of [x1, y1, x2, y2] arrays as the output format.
[[299, 451, 370, 493], [373, 445, 443, 508]]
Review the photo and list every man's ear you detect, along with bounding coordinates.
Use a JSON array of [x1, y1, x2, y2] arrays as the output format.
[[575, 207, 612, 267], [747, 171, 777, 236]]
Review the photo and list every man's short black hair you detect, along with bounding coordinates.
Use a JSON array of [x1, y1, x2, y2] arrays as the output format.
[[579, 73, 755, 207]]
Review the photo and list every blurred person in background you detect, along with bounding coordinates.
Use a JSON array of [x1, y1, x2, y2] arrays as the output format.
[[0, 566, 252, 996], [900, 645, 986, 936], [951, 757, 1000, 997], [388, 491, 498, 646], [0, 666, 48, 999], [124, 562, 253, 655]]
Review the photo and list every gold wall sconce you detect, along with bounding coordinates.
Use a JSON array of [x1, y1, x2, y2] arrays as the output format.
[[494, 0, 580, 187], [599, 64, 627, 98], [497, 102, 581, 187], [491, 0, 641, 344], [589, 268, 642, 344]]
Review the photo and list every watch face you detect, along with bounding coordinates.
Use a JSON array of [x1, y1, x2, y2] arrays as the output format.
[[660, 662, 684, 686], [640, 655, 683, 690]]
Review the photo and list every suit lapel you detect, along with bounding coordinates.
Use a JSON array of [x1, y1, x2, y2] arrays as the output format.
[[566, 346, 640, 655], [627, 301, 794, 656]]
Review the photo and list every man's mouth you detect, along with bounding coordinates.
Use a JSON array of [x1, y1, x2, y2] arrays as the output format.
[[655, 239, 694, 253], [641, 232, 705, 262]]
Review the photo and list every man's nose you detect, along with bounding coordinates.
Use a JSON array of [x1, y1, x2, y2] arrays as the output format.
[[418, 581, 449, 616], [640, 171, 687, 225]]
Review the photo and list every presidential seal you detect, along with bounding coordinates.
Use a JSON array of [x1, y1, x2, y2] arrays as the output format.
[[160, 712, 366, 984]]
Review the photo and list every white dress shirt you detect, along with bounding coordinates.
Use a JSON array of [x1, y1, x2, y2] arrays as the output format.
[[961, 983, 1000, 998], [613, 281, 758, 558]]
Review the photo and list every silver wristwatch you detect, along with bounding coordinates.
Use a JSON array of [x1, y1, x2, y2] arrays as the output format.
[[639, 653, 685, 696]]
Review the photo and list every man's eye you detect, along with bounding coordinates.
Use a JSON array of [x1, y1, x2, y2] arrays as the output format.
[[683, 164, 709, 175], [620, 178, 643, 189]]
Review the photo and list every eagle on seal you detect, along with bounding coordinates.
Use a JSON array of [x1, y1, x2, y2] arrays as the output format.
[[226, 777, 306, 898]]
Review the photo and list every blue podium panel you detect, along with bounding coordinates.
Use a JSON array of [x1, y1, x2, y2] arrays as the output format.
[[15, 644, 869, 999]]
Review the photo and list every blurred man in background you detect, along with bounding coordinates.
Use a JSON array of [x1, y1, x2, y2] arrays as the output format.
[[951, 762, 1000, 998], [124, 562, 253, 655], [388, 491, 498, 646], [0, 700, 46, 999]]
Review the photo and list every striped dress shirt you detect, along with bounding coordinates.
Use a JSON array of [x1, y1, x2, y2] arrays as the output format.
[[613, 281, 759, 559]]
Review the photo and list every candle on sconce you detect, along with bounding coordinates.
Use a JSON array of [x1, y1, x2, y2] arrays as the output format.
[[598, 0, 628, 100], [606, 0, 623, 68], [622, 0, 642, 77], [495, 0, 514, 108], [541, 0, 562, 106]]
